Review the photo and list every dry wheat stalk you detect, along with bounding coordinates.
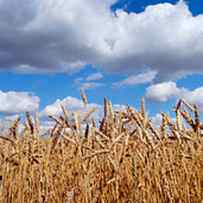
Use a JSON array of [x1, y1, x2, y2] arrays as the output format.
[[0, 98, 202, 202], [80, 89, 88, 105]]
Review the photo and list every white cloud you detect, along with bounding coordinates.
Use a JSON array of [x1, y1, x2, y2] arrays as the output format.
[[151, 113, 162, 127], [0, 118, 12, 134], [0, 1, 203, 79], [151, 113, 176, 128], [41, 96, 101, 119], [74, 77, 84, 85], [86, 73, 103, 81], [79, 82, 105, 90], [183, 87, 203, 110], [39, 120, 56, 135], [0, 114, 24, 134], [146, 81, 203, 111], [113, 70, 157, 87], [4, 114, 20, 121], [146, 81, 183, 102], [0, 91, 40, 114], [41, 96, 127, 124], [74, 73, 104, 90]]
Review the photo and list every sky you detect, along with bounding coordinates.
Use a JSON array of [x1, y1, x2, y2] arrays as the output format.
[[1, 0, 203, 127]]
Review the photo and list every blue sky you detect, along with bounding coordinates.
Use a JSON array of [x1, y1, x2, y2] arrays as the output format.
[[0, 0, 203, 123], [112, 0, 203, 15]]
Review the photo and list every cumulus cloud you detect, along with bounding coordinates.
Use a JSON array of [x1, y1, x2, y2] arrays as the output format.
[[0, 91, 39, 114], [183, 87, 203, 110], [41, 96, 102, 118], [79, 82, 105, 90], [0, 0, 203, 79], [113, 70, 157, 87], [0, 0, 115, 73], [146, 81, 203, 110], [39, 96, 127, 135], [39, 120, 56, 135], [146, 81, 184, 102], [86, 73, 103, 81], [74, 73, 105, 90], [41, 96, 127, 123], [151, 113, 176, 127], [151, 113, 162, 127], [0, 114, 24, 134]]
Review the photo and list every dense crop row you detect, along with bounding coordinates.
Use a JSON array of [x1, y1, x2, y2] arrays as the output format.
[[0, 94, 203, 202]]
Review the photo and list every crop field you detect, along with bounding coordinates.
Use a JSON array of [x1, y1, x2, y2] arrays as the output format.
[[0, 94, 203, 203]]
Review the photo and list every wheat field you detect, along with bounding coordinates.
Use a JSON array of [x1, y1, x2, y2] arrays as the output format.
[[0, 94, 203, 203]]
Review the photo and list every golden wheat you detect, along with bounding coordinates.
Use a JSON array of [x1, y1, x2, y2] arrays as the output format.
[[0, 96, 202, 202]]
